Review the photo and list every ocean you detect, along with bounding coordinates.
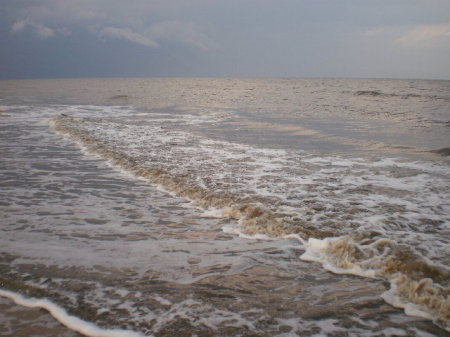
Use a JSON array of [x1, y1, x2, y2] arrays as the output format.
[[0, 78, 449, 337]]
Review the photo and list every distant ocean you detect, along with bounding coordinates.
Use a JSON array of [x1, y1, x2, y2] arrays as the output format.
[[0, 78, 449, 337]]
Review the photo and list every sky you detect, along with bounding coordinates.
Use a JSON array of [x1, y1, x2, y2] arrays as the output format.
[[1, 0, 450, 80]]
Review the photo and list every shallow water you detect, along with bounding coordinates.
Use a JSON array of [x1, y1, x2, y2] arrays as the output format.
[[0, 296, 84, 337], [0, 78, 449, 336]]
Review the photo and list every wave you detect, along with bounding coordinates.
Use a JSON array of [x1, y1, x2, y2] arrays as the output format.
[[354, 90, 449, 101], [49, 111, 450, 331], [355, 90, 420, 99], [48, 114, 333, 240], [299, 236, 449, 330], [431, 147, 450, 156], [0, 289, 145, 337]]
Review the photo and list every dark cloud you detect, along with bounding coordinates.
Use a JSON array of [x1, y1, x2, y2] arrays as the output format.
[[1, 0, 449, 79]]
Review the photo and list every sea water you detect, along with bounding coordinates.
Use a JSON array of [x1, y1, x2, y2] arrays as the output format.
[[0, 78, 449, 336]]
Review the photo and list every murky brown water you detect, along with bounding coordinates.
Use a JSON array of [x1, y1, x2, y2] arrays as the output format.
[[0, 78, 449, 336]]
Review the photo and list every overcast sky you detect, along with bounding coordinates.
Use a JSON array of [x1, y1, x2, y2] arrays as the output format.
[[1, 0, 450, 79]]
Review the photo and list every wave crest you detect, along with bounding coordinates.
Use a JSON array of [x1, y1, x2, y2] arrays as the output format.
[[49, 112, 450, 331], [301, 235, 450, 331]]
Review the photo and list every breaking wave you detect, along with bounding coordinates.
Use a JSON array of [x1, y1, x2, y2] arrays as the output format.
[[300, 236, 449, 329], [49, 109, 450, 331]]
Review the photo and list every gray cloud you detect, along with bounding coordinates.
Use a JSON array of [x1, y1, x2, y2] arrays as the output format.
[[364, 23, 450, 48], [100, 27, 159, 48], [5, 0, 214, 50], [149, 20, 217, 51], [1, 0, 450, 79], [11, 19, 55, 39], [395, 23, 450, 47]]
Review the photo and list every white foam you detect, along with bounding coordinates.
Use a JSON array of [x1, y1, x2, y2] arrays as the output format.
[[201, 208, 224, 218], [45, 104, 450, 329], [300, 237, 377, 278], [0, 289, 147, 337], [381, 283, 433, 321], [151, 299, 257, 332], [49, 104, 450, 257], [283, 233, 307, 246], [152, 296, 172, 306], [222, 224, 275, 241]]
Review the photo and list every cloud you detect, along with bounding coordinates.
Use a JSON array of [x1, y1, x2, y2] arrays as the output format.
[[4, 0, 449, 79], [149, 20, 217, 51], [11, 19, 55, 39], [10, 20, 28, 34], [5, 0, 215, 50], [395, 23, 450, 47], [99, 21, 215, 50], [100, 27, 159, 48]]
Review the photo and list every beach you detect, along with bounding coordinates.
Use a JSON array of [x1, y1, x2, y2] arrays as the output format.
[[0, 78, 449, 336]]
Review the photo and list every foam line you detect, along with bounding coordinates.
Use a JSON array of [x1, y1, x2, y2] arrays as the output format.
[[0, 289, 147, 337]]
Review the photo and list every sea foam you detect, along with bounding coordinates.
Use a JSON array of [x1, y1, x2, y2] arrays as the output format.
[[48, 105, 450, 331], [0, 289, 147, 337]]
